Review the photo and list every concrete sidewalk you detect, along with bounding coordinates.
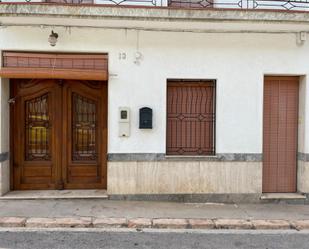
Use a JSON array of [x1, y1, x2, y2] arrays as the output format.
[[0, 199, 308, 230]]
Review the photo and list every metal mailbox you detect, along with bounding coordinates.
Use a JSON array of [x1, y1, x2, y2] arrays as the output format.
[[139, 107, 153, 129]]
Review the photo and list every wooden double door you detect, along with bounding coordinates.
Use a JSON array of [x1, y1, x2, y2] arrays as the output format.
[[12, 79, 107, 190]]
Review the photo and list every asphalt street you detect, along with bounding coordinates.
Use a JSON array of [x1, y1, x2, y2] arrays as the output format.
[[0, 229, 308, 249]]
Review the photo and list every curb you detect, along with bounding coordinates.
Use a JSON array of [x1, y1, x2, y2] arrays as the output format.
[[0, 217, 309, 230]]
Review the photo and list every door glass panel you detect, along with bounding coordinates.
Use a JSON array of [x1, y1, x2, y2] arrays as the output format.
[[72, 93, 97, 161], [25, 94, 51, 161]]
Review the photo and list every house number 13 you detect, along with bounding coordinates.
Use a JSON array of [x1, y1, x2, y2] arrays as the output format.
[[119, 53, 126, 60]]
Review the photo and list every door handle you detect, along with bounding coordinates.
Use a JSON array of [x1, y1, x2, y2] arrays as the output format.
[[8, 97, 16, 104]]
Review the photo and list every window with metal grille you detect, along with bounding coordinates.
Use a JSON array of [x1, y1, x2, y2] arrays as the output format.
[[166, 80, 216, 156]]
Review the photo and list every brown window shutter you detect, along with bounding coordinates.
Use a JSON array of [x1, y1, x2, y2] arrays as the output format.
[[166, 80, 216, 156], [0, 52, 108, 81]]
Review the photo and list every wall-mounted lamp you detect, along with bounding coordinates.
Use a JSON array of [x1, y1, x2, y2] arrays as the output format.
[[134, 51, 143, 65], [48, 30, 58, 47]]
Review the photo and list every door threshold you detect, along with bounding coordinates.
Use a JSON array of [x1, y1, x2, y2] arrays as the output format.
[[261, 193, 306, 200], [0, 190, 109, 200]]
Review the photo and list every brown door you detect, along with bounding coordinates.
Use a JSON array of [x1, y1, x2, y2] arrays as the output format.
[[62, 80, 107, 189], [263, 76, 299, 193], [12, 79, 107, 190]]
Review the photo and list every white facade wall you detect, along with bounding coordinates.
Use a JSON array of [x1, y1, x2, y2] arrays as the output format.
[[0, 27, 309, 154]]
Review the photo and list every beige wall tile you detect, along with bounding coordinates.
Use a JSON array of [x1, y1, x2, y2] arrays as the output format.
[[0, 161, 10, 195], [107, 162, 137, 194], [199, 162, 262, 194], [135, 161, 200, 194], [298, 161, 309, 192], [107, 161, 262, 194]]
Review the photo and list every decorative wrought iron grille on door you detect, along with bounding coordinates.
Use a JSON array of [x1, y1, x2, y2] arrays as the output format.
[[167, 80, 216, 156], [25, 94, 51, 161], [72, 93, 98, 161]]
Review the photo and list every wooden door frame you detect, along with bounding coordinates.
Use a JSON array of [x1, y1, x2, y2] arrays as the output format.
[[6, 51, 109, 191], [9, 79, 108, 190], [9, 82, 14, 190], [262, 75, 299, 193]]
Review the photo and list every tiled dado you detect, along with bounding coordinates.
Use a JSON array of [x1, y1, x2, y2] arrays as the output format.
[[107, 161, 262, 194]]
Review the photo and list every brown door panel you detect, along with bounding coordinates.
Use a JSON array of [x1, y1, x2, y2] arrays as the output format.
[[263, 76, 298, 193], [62, 80, 107, 189], [12, 79, 61, 190]]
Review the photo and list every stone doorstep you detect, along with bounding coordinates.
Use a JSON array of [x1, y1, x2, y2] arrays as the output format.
[[260, 193, 306, 200], [1, 190, 109, 200], [0, 217, 308, 230]]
